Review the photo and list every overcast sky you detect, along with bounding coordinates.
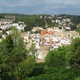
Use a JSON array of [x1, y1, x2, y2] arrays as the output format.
[[0, 0, 80, 15]]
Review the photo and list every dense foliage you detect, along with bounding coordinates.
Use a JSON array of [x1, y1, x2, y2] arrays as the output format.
[[70, 38, 80, 67], [25, 67, 80, 80], [0, 27, 36, 80], [45, 46, 72, 67]]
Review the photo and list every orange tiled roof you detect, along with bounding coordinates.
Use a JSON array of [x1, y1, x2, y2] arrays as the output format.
[[41, 29, 46, 36]]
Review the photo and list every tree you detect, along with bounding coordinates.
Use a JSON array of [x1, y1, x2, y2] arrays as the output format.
[[14, 55, 36, 80], [70, 38, 80, 67], [0, 27, 35, 80], [45, 46, 71, 67], [29, 43, 36, 57]]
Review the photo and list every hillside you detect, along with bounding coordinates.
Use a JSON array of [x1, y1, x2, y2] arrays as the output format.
[[0, 14, 80, 31]]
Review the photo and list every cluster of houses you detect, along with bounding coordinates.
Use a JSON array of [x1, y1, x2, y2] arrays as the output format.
[[52, 18, 72, 26], [0, 15, 79, 62], [40, 15, 73, 27], [0, 15, 26, 38], [22, 27, 79, 48], [21, 27, 79, 61]]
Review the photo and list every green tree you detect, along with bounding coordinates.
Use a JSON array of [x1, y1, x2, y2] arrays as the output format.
[[0, 27, 35, 80], [70, 38, 80, 67], [29, 43, 37, 60], [45, 46, 71, 67]]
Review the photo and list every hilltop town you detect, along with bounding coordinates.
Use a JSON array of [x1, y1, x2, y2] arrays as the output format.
[[0, 14, 80, 61]]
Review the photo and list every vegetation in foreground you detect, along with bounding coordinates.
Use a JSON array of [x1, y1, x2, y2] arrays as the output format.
[[0, 27, 80, 80]]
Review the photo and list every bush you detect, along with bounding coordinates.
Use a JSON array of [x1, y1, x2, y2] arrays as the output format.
[[45, 46, 71, 67], [28, 63, 45, 77], [25, 67, 80, 80]]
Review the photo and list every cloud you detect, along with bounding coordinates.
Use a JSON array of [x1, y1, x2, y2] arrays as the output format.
[[0, 0, 80, 8], [0, 0, 80, 15], [0, 0, 31, 7], [45, 0, 80, 5]]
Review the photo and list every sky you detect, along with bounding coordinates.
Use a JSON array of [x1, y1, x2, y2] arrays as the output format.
[[0, 0, 80, 15]]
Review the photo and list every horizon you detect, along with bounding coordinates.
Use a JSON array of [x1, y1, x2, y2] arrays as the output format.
[[0, 13, 80, 16], [0, 0, 80, 15]]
